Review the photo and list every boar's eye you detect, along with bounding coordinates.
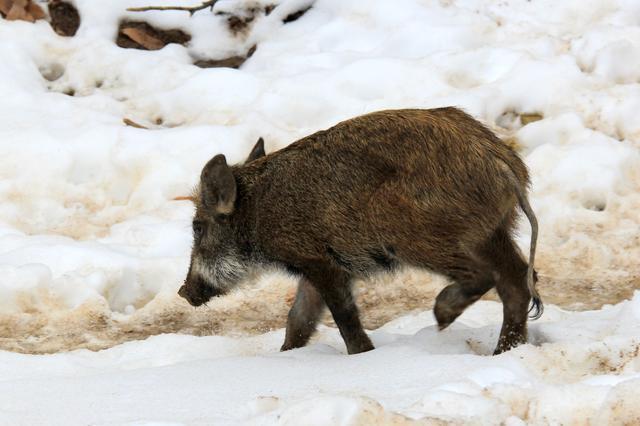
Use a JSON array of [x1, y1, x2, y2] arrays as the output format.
[[192, 221, 204, 239], [215, 214, 230, 224]]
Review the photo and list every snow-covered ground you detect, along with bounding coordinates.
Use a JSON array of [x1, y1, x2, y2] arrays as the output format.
[[0, 0, 639, 424], [1, 296, 640, 425]]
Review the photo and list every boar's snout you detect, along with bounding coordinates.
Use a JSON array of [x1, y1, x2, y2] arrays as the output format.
[[178, 276, 220, 307], [178, 284, 188, 299]]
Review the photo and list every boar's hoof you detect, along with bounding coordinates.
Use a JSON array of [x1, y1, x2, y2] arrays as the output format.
[[437, 321, 452, 331], [280, 343, 298, 352], [346, 338, 375, 355], [433, 304, 456, 331], [433, 285, 469, 330], [281, 339, 375, 354], [493, 334, 527, 355]]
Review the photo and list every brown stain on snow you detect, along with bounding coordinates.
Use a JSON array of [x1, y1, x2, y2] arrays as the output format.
[[0, 256, 638, 355]]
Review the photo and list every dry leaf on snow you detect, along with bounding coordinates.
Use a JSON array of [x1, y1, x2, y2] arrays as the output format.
[[27, 0, 44, 19], [121, 27, 165, 50], [1, 0, 45, 22], [0, 0, 13, 15]]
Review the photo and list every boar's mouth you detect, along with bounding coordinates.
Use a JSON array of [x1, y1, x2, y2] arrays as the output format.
[[178, 277, 223, 307]]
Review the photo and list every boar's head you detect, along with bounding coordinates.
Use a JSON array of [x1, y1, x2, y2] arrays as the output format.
[[178, 138, 265, 306]]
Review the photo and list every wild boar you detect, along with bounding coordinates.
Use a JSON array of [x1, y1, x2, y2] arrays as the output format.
[[178, 107, 541, 355]]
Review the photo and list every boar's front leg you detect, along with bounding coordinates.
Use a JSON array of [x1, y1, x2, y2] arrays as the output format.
[[304, 265, 374, 355], [281, 277, 326, 351]]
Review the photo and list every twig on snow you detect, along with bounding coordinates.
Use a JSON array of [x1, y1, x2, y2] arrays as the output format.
[[123, 118, 148, 129], [126, 0, 219, 16]]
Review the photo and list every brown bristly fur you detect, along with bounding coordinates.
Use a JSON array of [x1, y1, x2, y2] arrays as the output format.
[[179, 107, 541, 355]]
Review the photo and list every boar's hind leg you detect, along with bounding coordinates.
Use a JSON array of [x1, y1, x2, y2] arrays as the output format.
[[434, 256, 495, 331], [305, 266, 374, 355], [281, 277, 326, 351], [483, 226, 531, 354]]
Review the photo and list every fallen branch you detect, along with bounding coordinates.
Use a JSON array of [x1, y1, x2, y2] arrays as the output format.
[[126, 0, 219, 15]]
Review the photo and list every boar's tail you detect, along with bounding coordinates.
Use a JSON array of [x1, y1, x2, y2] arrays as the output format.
[[510, 170, 542, 320]]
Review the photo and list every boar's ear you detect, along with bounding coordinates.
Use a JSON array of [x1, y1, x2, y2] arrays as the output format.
[[246, 137, 265, 163], [200, 154, 237, 215]]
